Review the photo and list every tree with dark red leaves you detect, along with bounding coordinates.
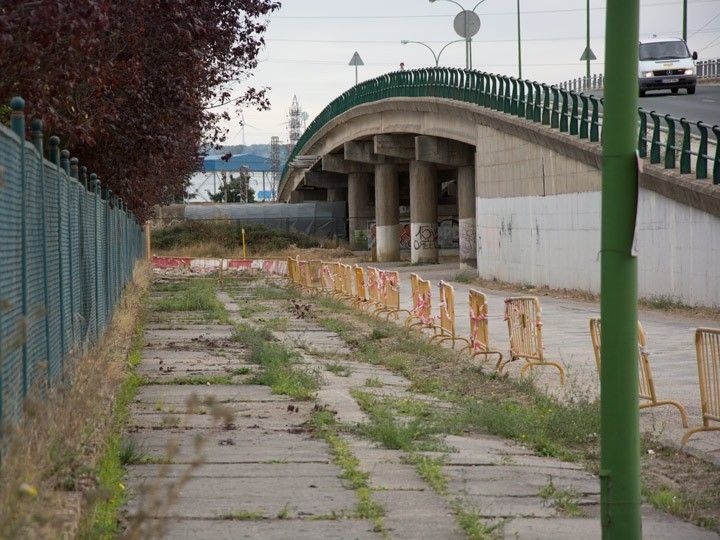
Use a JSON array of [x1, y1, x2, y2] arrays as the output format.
[[0, 0, 280, 219]]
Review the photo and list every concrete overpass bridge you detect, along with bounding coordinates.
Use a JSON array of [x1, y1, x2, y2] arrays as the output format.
[[279, 68, 720, 308]]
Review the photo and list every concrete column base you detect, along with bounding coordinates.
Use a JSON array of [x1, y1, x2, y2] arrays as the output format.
[[411, 222, 439, 264], [376, 224, 400, 262], [459, 217, 477, 268]]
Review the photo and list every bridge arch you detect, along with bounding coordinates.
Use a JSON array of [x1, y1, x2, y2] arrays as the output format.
[[280, 68, 720, 306]]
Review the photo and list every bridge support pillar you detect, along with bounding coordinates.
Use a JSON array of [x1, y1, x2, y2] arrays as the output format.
[[409, 160, 439, 264], [374, 163, 400, 262], [458, 165, 477, 268], [289, 191, 304, 203], [348, 172, 373, 250]]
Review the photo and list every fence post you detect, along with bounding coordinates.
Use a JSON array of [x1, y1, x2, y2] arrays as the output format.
[[695, 122, 708, 180], [91, 173, 100, 339], [713, 125, 720, 184], [10, 97, 30, 397], [650, 111, 661, 164], [59, 149, 77, 350], [679, 118, 691, 174], [31, 119, 53, 390], [664, 115, 676, 169], [144, 221, 152, 259], [48, 136, 66, 369]]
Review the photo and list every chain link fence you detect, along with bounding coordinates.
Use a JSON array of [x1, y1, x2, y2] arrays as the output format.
[[0, 97, 144, 430]]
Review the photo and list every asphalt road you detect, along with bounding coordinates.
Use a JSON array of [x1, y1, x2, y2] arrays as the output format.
[[594, 84, 720, 126]]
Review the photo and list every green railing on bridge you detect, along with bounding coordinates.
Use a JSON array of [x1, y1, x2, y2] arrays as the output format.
[[0, 97, 144, 429], [282, 67, 720, 189]]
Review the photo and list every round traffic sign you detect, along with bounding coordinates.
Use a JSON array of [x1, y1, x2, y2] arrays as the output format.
[[453, 10, 481, 39]]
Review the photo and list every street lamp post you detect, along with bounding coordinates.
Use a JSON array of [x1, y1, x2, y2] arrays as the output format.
[[516, 0, 522, 78], [601, 0, 641, 536], [429, 0, 487, 70], [683, 0, 687, 42], [401, 39, 465, 67]]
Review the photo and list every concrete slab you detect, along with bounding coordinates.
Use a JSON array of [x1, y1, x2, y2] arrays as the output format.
[[504, 512, 718, 539], [127, 462, 341, 480], [127, 429, 330, 464], [126, 409, 304, 431], [151, 518, 380, 540], [134, 385, 290, 405], [372, 490, 463, 540], [444, 464, 600, 497], [125, 475, 357, 519]]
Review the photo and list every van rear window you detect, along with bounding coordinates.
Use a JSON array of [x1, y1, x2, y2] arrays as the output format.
[[640, 41, 690, 61]]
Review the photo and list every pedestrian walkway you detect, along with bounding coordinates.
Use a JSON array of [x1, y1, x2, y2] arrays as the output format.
[[122, 271, 717, 539], [366, 261, 720, 465]]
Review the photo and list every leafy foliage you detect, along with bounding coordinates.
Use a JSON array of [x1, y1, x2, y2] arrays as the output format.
[[0, 0, 280, 219]]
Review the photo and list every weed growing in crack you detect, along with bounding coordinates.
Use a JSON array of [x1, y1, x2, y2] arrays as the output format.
[[406, 454, 448, 495], [325, 363, 352, 377], [306, 409, 387, 535], [538, 480, 584, 517], [232, 322, 320, 400]]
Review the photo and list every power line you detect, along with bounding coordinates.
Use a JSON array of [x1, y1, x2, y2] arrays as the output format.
[[272, 0, 715, 20], [267, 28, 720, 45], [689, 10, 720, 38]]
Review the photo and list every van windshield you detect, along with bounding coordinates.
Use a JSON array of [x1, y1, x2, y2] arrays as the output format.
[[640, 41, 690, 61]]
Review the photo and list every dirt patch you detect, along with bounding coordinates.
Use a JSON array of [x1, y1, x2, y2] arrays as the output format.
[[458, 274, 720, 322]]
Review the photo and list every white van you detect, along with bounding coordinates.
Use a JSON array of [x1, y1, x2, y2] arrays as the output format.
[[638, 37, 697, 97]]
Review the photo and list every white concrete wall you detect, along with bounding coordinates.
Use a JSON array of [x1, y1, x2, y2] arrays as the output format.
[[476, 188, 720, 308]]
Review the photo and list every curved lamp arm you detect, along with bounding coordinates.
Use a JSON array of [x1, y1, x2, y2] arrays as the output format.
[[402, 40, 440, 66], [437, 39, 466, 65], [429, 0, 465, 12]]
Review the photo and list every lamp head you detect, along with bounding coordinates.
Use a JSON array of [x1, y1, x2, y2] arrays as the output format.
[[401, 40, 409, 44]]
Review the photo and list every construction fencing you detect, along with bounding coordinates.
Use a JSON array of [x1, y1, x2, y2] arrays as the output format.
[[0, 97, 144, 429]]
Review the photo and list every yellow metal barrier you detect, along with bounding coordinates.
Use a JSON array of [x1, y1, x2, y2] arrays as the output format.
[[460, 289, 503, 368], [320, 262, 336, 291], [590, 318, 688, 427], [376, 270, 406, 320], [405, 275, 433, 330], [352, 265, 368, 309], [682, 328, 720, 445], [504, 296, 565, 384], [429, 281, 465, 348]]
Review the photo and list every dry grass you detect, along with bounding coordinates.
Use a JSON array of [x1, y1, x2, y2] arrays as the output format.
[[0, 262, 151, 539]]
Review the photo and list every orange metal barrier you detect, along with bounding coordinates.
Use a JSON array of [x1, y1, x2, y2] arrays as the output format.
[[590, 318, 688, 427], [682, 328, 720, 445], [504, 296, 565, 384]]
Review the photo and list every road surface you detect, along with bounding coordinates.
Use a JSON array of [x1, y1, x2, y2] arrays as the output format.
[[594, 84, 720, 126]]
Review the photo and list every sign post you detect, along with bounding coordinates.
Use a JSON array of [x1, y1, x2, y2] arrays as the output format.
[[349, 51, 364, 86]]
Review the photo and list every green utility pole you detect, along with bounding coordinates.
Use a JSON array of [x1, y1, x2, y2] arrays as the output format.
[[600, 0, 641, 537], [517, 0, 522, 78], [683, 0, 687, 42], [586, 0, 591, 80]]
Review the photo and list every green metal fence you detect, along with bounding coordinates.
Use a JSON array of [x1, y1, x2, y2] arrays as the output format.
[[281, 67, 720, 189], [0, 97, 144, 429]]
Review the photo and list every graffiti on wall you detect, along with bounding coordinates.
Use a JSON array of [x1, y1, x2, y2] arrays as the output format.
[[368, 218, 458, 250]]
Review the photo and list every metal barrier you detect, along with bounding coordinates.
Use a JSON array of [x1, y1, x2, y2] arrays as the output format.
[[0, 97, 144, 428], [683, 328, 720, 445], [590, 318, 689, 427], [504, 296, 565, 384], [282, 67, 720, 191], [461, 289, 503, 368]]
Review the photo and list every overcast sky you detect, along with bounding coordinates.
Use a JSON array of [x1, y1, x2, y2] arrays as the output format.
[[218, 0, 720, 147]]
